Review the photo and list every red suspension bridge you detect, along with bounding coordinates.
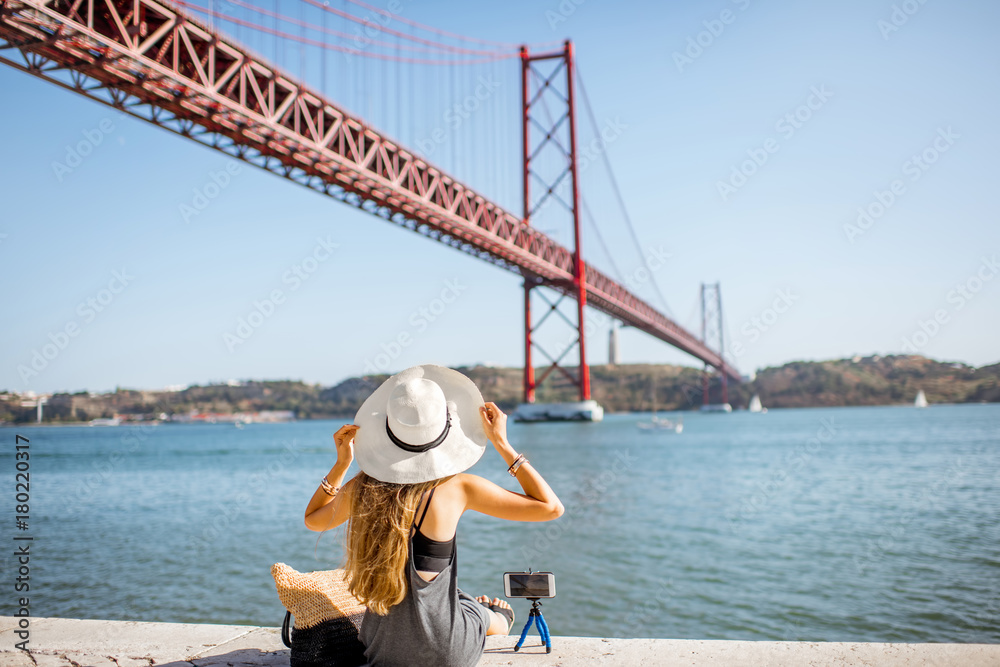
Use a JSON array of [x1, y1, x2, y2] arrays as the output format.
[[0, 0, 741, 417]]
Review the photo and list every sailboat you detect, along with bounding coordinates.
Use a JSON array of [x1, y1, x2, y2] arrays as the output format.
[[748, 394, 767, 414], [914, 390, 928, 408], [637, 377, 683, 433]]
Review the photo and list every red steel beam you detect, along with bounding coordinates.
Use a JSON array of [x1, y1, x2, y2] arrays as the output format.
[[0, 0, 741, 382], [563, 40, 590, 401], [519, 45, 535, 404]]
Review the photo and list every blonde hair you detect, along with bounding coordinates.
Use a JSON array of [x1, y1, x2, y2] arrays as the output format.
[[344, 472, 450, 615]]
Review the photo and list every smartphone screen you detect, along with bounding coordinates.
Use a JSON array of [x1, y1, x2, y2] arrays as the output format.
[[504, 572, 555, 598]]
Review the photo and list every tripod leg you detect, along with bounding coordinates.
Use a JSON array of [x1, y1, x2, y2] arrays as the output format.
[[514, 613, 535, 652], [536, 613, 552, 653]]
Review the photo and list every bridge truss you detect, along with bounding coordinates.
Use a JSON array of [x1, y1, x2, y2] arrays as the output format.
[[0, 0, 741, 397]]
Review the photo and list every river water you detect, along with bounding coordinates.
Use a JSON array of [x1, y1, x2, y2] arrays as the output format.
[[4, 403, 998, 642]]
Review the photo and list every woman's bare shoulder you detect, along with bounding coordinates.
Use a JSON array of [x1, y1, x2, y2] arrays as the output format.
[[452, 473, 489, 489], [439, 473, 491, 504]]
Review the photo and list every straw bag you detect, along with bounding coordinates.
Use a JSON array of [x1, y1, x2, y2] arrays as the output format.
[[271, 562, 368, 667]]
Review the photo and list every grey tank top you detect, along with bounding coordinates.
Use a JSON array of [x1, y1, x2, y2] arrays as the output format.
[[359, 501, 492, 667]]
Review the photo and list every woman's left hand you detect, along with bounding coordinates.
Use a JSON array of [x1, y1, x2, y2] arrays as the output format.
[[333, 424, 359, 467]]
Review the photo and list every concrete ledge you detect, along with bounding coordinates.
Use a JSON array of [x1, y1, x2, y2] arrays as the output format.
[[2, 617, 998, 666]]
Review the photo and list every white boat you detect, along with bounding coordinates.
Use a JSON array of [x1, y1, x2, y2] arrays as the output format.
[[89, 417, 121, 427], [636, 377, 682, 433], [637, 415, 683, 433], [748, 394, 767, 414], [700, 403, 732, 413], [914, 390, 928, 408]]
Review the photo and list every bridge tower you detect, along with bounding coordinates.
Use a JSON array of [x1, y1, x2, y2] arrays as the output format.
[[515, 40, 602, 422], [700, 282, 732, 412]]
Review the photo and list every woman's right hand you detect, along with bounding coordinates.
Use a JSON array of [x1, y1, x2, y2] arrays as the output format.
[[333, 424, 359, 467], [479, 402, 509, 448]]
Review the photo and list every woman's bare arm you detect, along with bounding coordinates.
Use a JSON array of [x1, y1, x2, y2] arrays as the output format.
[[304, 425, 358, 532], [460, 473, 562, 521], [463, 403, 564, 521]]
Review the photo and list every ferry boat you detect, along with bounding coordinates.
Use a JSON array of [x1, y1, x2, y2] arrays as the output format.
[[513, 400, 604, 422]]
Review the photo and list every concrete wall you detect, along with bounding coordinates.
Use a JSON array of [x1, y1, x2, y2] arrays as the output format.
[[2, 616, 998, 666]]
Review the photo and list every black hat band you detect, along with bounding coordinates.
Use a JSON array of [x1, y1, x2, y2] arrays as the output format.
[[385, 409, 451, 453]]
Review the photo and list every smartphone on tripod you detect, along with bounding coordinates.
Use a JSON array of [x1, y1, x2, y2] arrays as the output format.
[[503, 571, 556, 599], [503, 572, 555, 653]]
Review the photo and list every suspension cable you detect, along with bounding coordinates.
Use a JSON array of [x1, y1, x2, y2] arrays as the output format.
[[175, 1, 517, 65], [338, 0, 524, 48], [576, 66, 675, 318]]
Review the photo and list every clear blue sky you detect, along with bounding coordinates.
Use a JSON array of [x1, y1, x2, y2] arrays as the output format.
[[2, 0, 998, 394]]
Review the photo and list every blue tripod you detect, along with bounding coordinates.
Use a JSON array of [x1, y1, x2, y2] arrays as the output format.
[[513, 598, 551, 653]]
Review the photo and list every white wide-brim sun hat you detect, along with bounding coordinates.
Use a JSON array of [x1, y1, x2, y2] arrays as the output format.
[[353, 364, 489, 484]]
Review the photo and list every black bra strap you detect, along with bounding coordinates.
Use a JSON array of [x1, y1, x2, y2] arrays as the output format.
[[413, 487, 436, 533]]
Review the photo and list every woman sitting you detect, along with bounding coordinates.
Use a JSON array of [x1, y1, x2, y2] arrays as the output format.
[[304, 364, 564, 667]]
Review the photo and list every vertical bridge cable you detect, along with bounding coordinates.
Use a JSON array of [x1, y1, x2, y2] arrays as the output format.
[[575, 67, 676, 319], [581, 197, 626, 286], [531, 65, 627, 292]]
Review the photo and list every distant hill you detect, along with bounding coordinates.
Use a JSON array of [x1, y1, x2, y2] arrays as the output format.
[[751, 355, 1000, 408], [2, 355, 997, 424]]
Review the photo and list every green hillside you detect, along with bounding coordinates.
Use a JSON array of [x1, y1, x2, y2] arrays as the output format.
[[2, 355, 997, 424]]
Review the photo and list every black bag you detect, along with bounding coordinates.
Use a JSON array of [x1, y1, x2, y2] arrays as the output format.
[[272, 563, 368, 667], [281, 609, 367, 667]]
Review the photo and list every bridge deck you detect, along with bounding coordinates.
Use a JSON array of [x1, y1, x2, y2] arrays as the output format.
[[0, 0, 739, 381]]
